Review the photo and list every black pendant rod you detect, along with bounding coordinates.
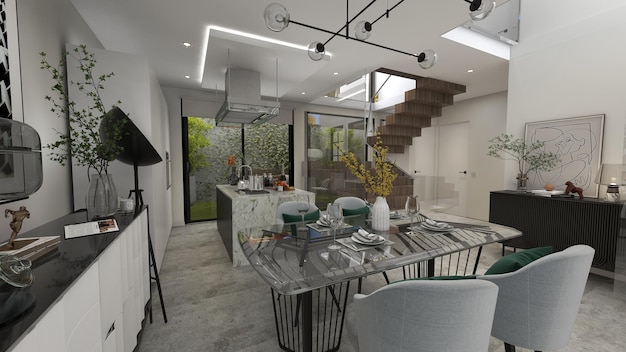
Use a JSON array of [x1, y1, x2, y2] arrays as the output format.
[[289, 19, 420, 58], [323, 0, 379, 46], [371, 0, 405, 25]]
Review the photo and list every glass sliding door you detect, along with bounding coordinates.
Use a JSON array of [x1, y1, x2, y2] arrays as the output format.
[[306, 112, 365, 210], [183, 116, 242, 222], [182, 117, 291, 223]]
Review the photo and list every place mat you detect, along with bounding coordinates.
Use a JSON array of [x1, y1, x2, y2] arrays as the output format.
[[307, 222, 355, 232]]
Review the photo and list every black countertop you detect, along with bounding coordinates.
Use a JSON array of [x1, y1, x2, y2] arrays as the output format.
[[0, 207, 146, 352]]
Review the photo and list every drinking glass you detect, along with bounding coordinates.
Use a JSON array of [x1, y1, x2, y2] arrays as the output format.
[[295, 202, 310, 240], [327, 203, 343, 250], [405, 196, 420, 234]]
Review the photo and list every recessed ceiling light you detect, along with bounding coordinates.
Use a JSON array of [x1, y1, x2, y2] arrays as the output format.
[[301, 92, 306, 95], [184, 75, 191, 79], [467, 69, 474, 73], [333, 72, 339, 75], [182, 42, 192, 48]]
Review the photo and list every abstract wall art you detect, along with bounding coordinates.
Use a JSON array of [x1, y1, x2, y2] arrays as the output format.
[[525, 114, 605, 197]]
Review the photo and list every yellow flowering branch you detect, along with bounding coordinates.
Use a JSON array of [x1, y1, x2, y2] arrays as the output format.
[[339, 134, 397, 197]]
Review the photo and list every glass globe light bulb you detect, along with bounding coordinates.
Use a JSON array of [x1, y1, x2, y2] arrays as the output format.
[[264, 3, 290, 32], [469, 0, 496, 21], [308, 41, 325, 61], [354, 21, 372, 40], [417, 49, 437, 69]]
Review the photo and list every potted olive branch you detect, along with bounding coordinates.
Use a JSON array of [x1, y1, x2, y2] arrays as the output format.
[[487, 133, 560, 190], [40, 44, 126, 177], [40, 44, 127, 218]]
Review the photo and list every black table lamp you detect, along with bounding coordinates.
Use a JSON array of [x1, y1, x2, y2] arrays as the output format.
[[100, 107, 162, 208]]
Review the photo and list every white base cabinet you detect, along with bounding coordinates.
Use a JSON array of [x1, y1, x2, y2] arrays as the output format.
[[8, 210, 150, 352]]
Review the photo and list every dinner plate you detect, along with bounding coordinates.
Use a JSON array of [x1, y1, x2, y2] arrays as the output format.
[[419, 223, 453, 232], [351, 235, 385, 246]]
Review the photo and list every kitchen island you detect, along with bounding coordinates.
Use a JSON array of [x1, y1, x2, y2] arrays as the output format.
[[216, 184, 315, 267]]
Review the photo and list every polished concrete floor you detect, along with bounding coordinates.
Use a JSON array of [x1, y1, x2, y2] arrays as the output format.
[[138, 221, 626, 352]]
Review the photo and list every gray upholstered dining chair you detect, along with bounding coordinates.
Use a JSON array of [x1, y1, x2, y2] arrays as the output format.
[[350, 279, 499, 352], [275, 201, 319, 225], [477, 245, 595, 352], [333, 196, 369, 216]]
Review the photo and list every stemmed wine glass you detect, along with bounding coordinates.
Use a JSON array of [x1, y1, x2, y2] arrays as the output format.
[[405, 195, 420, 234], [296, 202, 310, 223], [326, 203, 343, 251], [295, 201, 310, 240]]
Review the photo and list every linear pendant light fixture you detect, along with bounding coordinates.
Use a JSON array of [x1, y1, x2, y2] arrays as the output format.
[[263, 0, 496, 69]]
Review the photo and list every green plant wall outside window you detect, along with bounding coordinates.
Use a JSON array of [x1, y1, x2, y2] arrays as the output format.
[[188, 117, 212, 174]]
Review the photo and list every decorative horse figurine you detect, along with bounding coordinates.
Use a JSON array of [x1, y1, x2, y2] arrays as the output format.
[[565, 181, 584, 199]]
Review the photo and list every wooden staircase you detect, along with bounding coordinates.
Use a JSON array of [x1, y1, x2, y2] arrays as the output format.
[[367, 69, 466, 153]]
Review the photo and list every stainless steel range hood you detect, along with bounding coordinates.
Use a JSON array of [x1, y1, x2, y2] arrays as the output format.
[[215, 68, 280, 125]]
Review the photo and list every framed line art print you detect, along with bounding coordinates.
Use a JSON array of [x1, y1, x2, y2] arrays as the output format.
[[524, 114, 605, 198], [0, 0, 23, 121]]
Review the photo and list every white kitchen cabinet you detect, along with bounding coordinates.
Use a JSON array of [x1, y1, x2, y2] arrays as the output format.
[[6, 209, 150, 352], [64, 263, 101, 352]]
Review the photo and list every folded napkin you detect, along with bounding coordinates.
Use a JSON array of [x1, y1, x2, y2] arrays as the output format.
[[354, 228, 380, 242], [425, 219, 450, 228]]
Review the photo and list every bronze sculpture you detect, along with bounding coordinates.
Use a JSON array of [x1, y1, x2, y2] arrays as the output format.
[[5, 206, 30, 249], [565, 181, 584, 199]]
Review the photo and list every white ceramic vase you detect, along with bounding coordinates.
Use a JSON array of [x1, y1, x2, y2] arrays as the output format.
[[371, 196, 390, 231]]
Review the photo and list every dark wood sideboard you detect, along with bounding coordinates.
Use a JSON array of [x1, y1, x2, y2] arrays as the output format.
[[489, 190, 624, 272]]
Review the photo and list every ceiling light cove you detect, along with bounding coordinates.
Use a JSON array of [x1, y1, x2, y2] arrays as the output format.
[[206, 25, 331, 58]]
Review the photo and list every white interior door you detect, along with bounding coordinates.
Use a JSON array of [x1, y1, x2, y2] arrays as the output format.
[[434, 122, 469, 216]]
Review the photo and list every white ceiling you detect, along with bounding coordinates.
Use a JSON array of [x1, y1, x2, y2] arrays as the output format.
[[70, 0, 514, 111]]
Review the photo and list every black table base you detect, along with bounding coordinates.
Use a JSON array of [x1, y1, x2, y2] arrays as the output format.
[[272, 281, 350, 352]]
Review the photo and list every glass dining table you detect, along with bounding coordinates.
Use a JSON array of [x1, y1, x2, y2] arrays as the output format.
[[237, 211, 522, 352]]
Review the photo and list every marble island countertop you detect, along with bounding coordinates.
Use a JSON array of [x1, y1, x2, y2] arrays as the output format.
[[217, 184, 313, 200], [216, 185, 315, 267]]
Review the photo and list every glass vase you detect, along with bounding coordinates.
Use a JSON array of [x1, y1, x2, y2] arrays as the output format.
[[371, 196, 390, 231], [86, 174, 118, 220], [516, 173, 528, 191]]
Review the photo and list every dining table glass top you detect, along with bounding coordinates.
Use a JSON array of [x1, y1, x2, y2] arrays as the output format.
[[238, 211, 521, 296]]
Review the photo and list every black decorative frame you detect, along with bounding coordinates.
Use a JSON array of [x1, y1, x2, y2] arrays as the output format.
[[0, 0, 22, 121]]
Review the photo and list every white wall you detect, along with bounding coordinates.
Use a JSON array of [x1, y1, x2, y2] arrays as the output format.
[[506, 0, 626, 195], [440, 92, 508, 219], [0, 0, 103, 242], [67, 45, 171, 267], [5, 1, 173, 268]]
